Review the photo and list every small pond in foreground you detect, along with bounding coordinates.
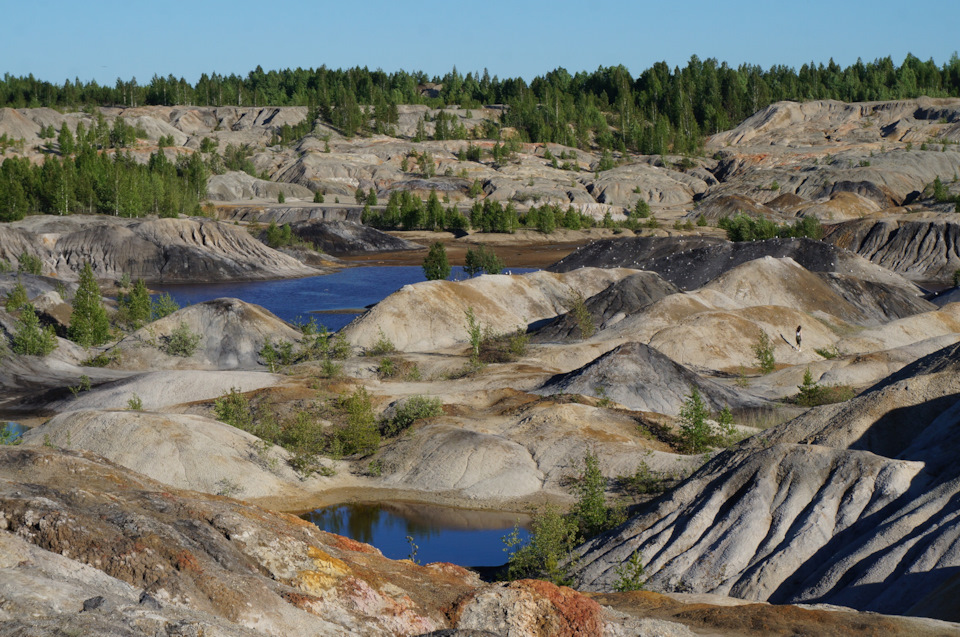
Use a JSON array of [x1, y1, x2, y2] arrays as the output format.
[[303, 502, 532, 567], [1, 422, 26, 443], [156, 265, 538, 566], [153, 266, 537, 330]]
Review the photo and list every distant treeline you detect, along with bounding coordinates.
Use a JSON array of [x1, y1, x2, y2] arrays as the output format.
[[362, 191, 599, 234], [2, 54, 959, 154], [0, 117, 208, 221]]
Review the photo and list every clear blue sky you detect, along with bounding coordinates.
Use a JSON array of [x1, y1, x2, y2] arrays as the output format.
[[4, 0, 959, 85]]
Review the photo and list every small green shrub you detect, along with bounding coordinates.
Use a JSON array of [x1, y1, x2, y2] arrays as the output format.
[[163, 322, 201, 357], [214, 388, 256, 432], [815, 346, 841, 359], [366, 329, 396, 356], [1, 425, 22, 446], [329, 332, 351, 359], [504, 451, 624, 585], [17, 252, 42, 275], [795, 368, 856, 406], [331, 386, 380, 457], [69, 374, 92, 397], [632, 198, 651, 218], [619, 459, 670, 496], [594, 386, 613, 408], [68, 262, 111, 347], [570, 452, 625, 538], [503, 504, 578, 586], [127, 393, 143, 411], [678, 388, 712, 453], [4, 281, 29, 312], [567, 289, 596, 339], [150, 293, 180, 320], [381, 395, 442, 437], [478, 326, 529, 363], [11, 305, 58, 356], [320, 358, 343, 378], [753, 331, 775, 374], [613, 550, 646, 592], [463, 245, 504, 277], [260, 339, 296, 371], [465, 307, 483, 366], [422, 242, 451, 280], [115, 278, 151, 328], [82, 350, 120, 367], [376, 357, 397, 378]]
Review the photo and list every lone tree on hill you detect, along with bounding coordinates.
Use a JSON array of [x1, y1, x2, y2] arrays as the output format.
[[422, 242, 451, 281], [68, 262, 111, 347]]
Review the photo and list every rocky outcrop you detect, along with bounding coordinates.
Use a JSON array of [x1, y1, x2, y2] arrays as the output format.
[[207, 171, 314, 201], [289, 220, 423, 256], [536, 342, 767, 416], [216, 204, 363, 225], [710, 98, 960, 148], [0, 215, 317, 282], [572, 342, 960, 622], [824, 213, 960, 281], [589, 163, 710, 208], [0, 445, 476, 635]]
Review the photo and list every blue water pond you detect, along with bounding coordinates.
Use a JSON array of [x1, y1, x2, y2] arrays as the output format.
[[303, 501, 531, 567]]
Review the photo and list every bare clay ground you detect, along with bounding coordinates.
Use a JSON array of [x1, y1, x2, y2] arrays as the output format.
[[339, 227, 723, 268]]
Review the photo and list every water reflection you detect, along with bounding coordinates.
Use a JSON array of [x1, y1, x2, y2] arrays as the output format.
[[303, 501, 532, 566], [1, 422, 26, 443]]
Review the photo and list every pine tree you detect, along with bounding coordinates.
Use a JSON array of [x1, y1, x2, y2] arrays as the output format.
[[422, 242, 450, 281], [58, 124, 75, 155], [68, 262, 111, 346], [12, 304, 58, 356], [117, 278, 151, 328]]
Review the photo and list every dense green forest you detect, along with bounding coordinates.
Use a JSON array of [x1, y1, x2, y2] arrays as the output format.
[[2, 54, 959, 155], [2, 54, 959, 222], [0, 116, 208, 221]]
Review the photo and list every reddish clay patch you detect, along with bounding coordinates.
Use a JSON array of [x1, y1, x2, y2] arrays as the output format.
[[512, 579, 604, 637], [327, 533, 379, 554]]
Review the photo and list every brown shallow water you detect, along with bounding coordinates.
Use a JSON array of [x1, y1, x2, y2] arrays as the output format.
[[339, 234, 593, 269]]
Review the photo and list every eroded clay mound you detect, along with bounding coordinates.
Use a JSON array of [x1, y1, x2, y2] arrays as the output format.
[[536, 342, 767, 416], [573, 342, 960, 622], [0, 215, 316, 282], [47, 369, 283, 412], [825, 213, 960, 281], [551, 236, 914, 290], [534, 271, 680, 341], [341, 268, 637, 352], [290, 220, 422, 256], [378, 423, 543, 499], [113, 298, 303, 369], [20, 409, 316, 498]]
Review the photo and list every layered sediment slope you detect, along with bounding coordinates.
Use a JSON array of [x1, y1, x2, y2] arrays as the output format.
[[0, 215, 317, 282], [824, 213, 960, 281], [573, 342, 960, 622]]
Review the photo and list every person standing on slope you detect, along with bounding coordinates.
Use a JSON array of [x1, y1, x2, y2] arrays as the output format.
[[796, 325, 802, 352]]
